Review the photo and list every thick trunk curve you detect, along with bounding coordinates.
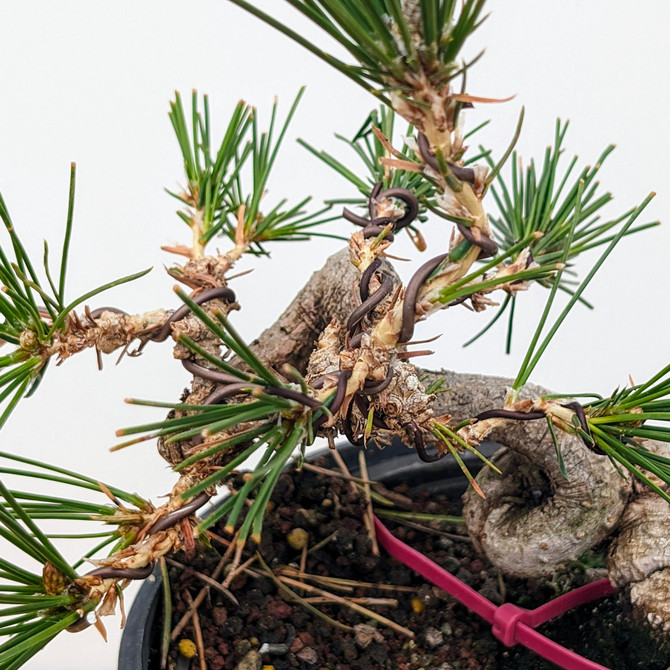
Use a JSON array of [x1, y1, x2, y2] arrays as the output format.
[[245, 248, 365, 375], [607, 443, 670, 634], [226, 249, 666, 628], [422, 370, 631, 577]]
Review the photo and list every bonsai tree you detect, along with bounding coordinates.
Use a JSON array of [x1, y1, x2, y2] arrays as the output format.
[[1, 1, 669, 668]]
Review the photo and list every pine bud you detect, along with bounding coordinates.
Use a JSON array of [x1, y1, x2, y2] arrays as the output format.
[[42, 561, 67, 595]]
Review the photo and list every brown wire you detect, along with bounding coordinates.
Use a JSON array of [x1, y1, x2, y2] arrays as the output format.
[[362, 364, 394, 395], [182, 359, 248, 386], [86, 562, 156, 581], [561, 401, 605, 455], [406, 420, 445, 462], [475, 409, 547, 422], [146, 492, 211, 536], [376, 187, 419, 229], [87, 306, 128, 320], [417, 132, 476, 185], [343, 402, 364, 447], [399, 253, 448, 343], [360, 259, 382, 302], [150, 286, 237, 343], [346, 273, 394, 334], [456, 222, 498, 259]]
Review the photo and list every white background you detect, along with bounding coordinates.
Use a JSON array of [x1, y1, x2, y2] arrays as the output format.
[[0, 1, 669, 668]]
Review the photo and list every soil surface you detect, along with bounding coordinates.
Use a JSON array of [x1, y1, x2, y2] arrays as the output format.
[[157, 456, 670, 670]]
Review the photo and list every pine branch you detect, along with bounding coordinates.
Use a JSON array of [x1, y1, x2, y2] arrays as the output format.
[[169, 89, 341, 259], [228, 0, 488, 103], [0, 176, 150, 428], [0, 454, 154, 667], [550, 365, 670, 500]]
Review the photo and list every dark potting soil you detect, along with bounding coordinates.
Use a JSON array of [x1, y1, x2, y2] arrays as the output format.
[[158, 457, 670, 670]]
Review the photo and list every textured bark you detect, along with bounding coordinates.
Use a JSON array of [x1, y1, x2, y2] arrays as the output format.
[[607, 443, 670, 634], [421, 370, 631, 577], [221, 249, 668, 629], [244, 248, 364, 375]]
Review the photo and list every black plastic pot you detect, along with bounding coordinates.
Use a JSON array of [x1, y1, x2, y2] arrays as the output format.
[[118, 438, 498, 669]]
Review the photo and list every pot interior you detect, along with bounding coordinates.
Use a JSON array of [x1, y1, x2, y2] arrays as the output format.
[[118, 439, 497, 669]]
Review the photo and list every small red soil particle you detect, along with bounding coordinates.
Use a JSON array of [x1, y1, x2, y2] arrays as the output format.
[[211, 606, 227, 626], [266, 599, 292, 619], [290, 636, 304, 653], [160, 457, 670, 670], [470, 558, 485, 573]]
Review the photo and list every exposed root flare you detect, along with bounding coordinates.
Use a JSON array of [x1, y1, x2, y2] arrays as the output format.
[[628, 570, 670, 635], [463, 442, 629, 578], [462, 398, 631, 576], [607, 443, 670, 634]]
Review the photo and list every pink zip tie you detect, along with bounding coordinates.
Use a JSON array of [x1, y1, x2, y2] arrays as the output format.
[[373, 516, 618, 670]]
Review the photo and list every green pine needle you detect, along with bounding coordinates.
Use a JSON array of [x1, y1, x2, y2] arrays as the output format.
[[228, 0, 488, 103], [300, 106, 434, 208], [173, 287, 279, 385], [486, 120, 658, 290], [168, 93, 252, 242], [471, 121, 658, 350], [0, 175, 151, 428], [550, 363, 670, 498], [0, 599, 97, 670], [0, 451, 159, 666], [0, 451, 149, 509], [513, 192, 654, 391], [170, 89, 339, 254]]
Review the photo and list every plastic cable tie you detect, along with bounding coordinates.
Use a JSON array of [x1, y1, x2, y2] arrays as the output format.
[[492, 602, 527, 646]]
